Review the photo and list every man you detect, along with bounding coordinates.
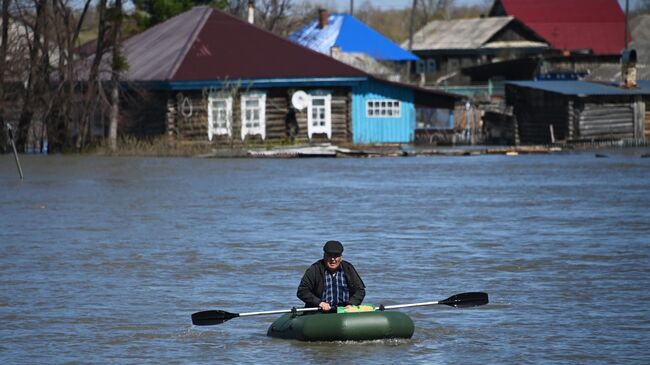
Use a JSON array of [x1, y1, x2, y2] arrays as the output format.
[[297, 240, 365, 312]]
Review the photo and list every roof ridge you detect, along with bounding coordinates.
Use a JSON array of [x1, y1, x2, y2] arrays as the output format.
[[168, 7, 213, 79]]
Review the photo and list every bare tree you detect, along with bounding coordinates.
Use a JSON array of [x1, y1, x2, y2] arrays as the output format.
[[419, 0, 454, 23], [227, 0, 300, 36], [0, 0, 11, 151], [14, 0, 49, 151], [47, 0, 93, 152], [108, 0, 123, 151], [77, 0, 108, 149]]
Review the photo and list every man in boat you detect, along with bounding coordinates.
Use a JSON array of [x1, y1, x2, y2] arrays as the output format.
[[297, 240, 366, 312]]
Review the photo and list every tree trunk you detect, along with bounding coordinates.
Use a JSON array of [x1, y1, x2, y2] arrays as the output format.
[[108, 0, 123, 152], [0, 0, 11, 152], [16, 0, 48, 151], [77, 0, 108, 150]]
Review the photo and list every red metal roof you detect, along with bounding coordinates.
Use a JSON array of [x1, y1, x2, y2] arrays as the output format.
[[171, 8, 366, 81], [494, 0, 627, 55]]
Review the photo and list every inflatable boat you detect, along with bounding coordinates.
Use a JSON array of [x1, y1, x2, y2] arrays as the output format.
[[267, 310, 414, 341]]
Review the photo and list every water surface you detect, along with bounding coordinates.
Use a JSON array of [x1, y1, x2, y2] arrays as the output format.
[[1, 151, 649, 364]]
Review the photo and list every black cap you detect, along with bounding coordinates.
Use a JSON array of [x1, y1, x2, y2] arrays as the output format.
[[323, 240, 344, 255]]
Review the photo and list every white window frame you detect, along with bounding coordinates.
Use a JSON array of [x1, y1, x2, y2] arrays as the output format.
[[240, 93, 266, 140], [207, 94, 232, 140], [307, 94, 332, 139], [366, 99, 401, 118]]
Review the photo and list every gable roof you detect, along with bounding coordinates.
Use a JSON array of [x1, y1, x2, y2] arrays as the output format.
[[289, 14, 418, 61], [405, 16, 547, 51], [117, 6, 366, 82], [489, 0, 627, 55]]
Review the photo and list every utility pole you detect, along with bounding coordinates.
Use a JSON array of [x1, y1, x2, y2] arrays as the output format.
[[408, 0, 418, 51], [623, 0, 630, 49], [350, 0, 354, 15]]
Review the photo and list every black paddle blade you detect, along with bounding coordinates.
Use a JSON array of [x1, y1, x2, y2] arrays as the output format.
[[439, 292, 489, 308], [191, 310, 239, 325]]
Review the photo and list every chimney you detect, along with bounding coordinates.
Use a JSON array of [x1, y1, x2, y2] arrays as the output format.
[[248, 0, 255, 24], [621, 49, 638, 88], [318, 8, 329, 29], [330, 46, 341, 59]]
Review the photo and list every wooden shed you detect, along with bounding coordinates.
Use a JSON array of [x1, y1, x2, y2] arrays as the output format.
[[506, 81, 650, 144]]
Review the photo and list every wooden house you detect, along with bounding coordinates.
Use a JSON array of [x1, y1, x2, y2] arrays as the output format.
[[403, 16, 548, 86], [100, 6, 457, 145], [505, 80, 650, 144]]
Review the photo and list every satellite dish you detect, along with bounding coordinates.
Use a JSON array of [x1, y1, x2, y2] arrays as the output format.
[[291, 90, 308, 111]]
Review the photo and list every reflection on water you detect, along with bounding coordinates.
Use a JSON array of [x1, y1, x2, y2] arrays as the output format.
[[1, 151, 650, 363]]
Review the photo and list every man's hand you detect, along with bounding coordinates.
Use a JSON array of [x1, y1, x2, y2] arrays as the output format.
[[318, 302, 332, 311]]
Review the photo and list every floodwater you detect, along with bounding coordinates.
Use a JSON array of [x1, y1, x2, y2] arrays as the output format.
[[1, 151, 650, 364]]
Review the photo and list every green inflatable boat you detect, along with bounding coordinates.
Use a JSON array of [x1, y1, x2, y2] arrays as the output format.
[[267, 310, 414, 341]]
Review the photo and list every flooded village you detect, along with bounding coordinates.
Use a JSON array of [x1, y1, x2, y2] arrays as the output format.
[[1, 0, 649, 157], [3, 1, 650, 364]]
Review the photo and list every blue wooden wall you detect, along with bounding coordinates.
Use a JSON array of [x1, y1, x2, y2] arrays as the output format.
[[352, 80, 415, 144]]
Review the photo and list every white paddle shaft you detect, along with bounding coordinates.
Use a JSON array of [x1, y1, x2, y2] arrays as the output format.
[[382, 300, 441, 310], [239, 307, 320, 317]]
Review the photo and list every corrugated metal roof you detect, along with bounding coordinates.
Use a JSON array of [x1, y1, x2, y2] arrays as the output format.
[[405, 16, 546, 51], [121, 6, 210, 81], [507, 80, 650, 96], [110, 6, 367, 82], [289, 14, 418, 61], [173, 9, 368, 80], [493, 0, 627, 55]]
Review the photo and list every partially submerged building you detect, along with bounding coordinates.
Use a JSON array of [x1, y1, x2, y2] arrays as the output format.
[[505, 80, 650, 144]]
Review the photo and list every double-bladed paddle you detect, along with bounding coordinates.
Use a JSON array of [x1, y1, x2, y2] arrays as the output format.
[[191, 292, 488, 326]]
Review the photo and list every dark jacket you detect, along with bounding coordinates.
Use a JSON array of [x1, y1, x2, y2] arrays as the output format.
[[297, 260, 366, 307]]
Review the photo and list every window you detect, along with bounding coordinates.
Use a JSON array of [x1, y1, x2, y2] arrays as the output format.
[[207, 95, 232, 140], [241, 93, 266, 140], [416, 60, 425, 74], [426, 59, 437, 73], [307, 94, 332, 139], [366, 99, 401, 118]]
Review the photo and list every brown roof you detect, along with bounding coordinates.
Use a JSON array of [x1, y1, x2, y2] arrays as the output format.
[[118, 6, 366, 82]]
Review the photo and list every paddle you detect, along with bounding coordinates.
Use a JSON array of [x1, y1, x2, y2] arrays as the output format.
[[380, 292, 488, 310], [191, 292, 488, 326]]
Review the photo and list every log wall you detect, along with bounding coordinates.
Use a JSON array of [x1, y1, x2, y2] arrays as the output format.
[[577, 102, 634, 140], [164, 87, 352, 144], [507, 84, 644, 144]]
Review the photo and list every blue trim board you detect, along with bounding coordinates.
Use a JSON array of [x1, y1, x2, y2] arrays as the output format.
[[132, 77, 368, 90]]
